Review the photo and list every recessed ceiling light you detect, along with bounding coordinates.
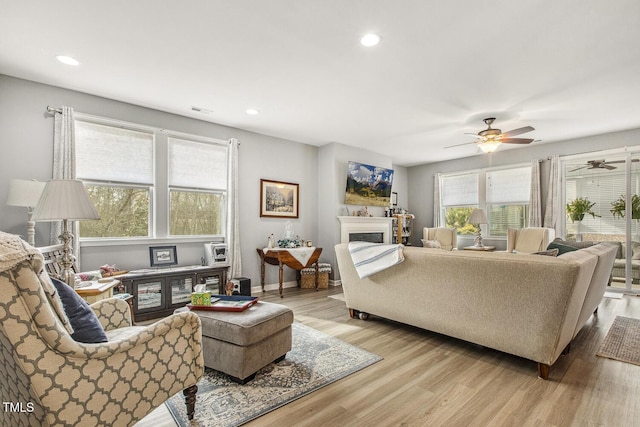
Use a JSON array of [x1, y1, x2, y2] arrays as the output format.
[[360, 33, 381, 47], [56, 55, 80, 66], [246, 109, 260, 115]]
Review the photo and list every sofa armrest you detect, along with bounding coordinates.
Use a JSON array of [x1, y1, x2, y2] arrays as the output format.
[[91, 298, 132, 331]]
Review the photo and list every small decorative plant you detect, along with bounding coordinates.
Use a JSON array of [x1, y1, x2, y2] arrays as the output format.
[[566, 197, 599, 222], [610, 194, 640, 220]]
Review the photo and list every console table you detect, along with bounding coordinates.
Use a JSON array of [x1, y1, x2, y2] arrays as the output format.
[[118, 265, 227, 321], [256, 247, 322, 297]]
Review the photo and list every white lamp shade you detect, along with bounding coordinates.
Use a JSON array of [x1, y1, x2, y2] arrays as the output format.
[[6, 179, 46, 207], [478, 141, 501, 153], [32, 179, 100, 221], [469, 208, 488, 224]]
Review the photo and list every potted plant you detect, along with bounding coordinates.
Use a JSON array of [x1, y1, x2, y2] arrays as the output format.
[[566, 197, 599, 223], [610, 194, 640, 219]]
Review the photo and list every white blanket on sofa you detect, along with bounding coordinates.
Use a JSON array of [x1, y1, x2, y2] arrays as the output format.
[[348, 241, 404, 279]]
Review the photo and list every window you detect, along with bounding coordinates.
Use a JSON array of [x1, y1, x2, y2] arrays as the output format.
[[441, 173, 479, 235], [485, 167, 530, 236], [75, 120, 154, 238], [439, 165, 532, 236], [75, 116, 229, 240], [168, 137, 227, 236]]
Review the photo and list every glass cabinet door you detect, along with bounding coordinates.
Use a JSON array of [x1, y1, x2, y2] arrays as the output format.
[[133, 280, 164, 312], [169, 275, 194, 307], [197, 271, 224, 294]]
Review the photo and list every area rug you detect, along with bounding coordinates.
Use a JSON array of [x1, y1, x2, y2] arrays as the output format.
[[166, 322, 382, 427], [596, 316, 640, 366]]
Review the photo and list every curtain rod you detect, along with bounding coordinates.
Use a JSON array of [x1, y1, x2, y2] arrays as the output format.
[[46, 106, 62, 114]]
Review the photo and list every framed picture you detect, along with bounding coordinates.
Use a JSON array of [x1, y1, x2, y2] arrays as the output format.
[[344, 161, 394, 207], [391, 192, 398, 206], [149, 245, 178, 267], [260, 179, 299, 218]]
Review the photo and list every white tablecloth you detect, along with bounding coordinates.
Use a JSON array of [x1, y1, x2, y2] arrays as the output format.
[[263, 247, 317, 266]]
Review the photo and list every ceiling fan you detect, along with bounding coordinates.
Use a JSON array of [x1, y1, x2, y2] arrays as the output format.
[[445, 117, 535, 153], [569, 159, 639, 172]]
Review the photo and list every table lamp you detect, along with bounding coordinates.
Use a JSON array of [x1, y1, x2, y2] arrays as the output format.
[[32, 179, 100, 287], [468, 208, 488, 248], [6, 179, 46, 246]]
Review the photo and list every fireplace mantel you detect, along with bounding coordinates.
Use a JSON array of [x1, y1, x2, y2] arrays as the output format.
[[338, 216, 393, 244]]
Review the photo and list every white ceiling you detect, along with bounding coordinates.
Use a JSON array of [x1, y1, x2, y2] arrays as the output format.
[[1, 1, 640, 166]]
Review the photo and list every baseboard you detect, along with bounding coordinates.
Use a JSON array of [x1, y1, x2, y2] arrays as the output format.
[[251, 280, 298, 294], [251, 279, 341, 293]]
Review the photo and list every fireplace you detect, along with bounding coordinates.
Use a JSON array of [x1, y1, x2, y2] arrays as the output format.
[[338, 216, 393, 244]]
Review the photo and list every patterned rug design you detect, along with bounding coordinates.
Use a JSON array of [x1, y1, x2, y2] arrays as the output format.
[[166, 322, 382, 427], [596, 316, 640, 366]]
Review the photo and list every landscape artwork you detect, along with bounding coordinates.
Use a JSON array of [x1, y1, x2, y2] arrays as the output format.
[[345, 161, 394, 207], [260, 179, 299, 218]]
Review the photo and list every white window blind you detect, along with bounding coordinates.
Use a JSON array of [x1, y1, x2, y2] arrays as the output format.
[[486, 167, 531, 204], [566, 171, 628, 235], [168, 137, 227, 190], [441, 173, 478, 206], [75, 121, 154, 184]]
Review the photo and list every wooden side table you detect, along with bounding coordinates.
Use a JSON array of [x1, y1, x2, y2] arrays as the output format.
[[75, 279, 120, 303], [75, 279, 135, 324], [257, 248, 322, 298]]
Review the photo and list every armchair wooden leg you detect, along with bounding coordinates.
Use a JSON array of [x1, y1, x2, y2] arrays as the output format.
[[183, 385, 198, 420]]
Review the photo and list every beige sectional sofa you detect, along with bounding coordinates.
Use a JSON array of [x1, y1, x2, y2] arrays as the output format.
[[335, 242, 617, 380]]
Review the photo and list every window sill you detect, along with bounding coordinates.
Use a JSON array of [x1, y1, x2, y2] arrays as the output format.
[[79, 236, 224, 248]]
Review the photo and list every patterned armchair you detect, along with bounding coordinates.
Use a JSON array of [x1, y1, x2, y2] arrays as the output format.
[[0, 232, 204, 426]]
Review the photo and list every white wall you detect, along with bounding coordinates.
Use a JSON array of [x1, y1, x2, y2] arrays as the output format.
[[407, 129, 640, 248], [9, 74, 633, 285], [0, 75, 318, 289], [316, 142, 406, 280]]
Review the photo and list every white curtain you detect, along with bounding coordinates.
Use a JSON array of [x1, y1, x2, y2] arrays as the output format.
[[227, 138, 242, 278], [544, 155, 563, 237], [529, 159, 542, 226], [50, 107, 81, 266], [433, 173, 442, 227]]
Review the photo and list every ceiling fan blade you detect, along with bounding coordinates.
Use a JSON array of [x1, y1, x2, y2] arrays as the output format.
[[501, 137, 534, 144], [603, 165, 617, 170], [501, 126, 535, 138], [444, 141, 476, 149], [569, 166, 588, 172]]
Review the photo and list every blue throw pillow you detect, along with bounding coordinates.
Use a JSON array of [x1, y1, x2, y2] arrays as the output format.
[[547, 241, 579, 255], [50, 278, 108, 343]]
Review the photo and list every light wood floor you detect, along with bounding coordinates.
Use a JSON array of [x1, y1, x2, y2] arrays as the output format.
[[136, 286, 640, 427]]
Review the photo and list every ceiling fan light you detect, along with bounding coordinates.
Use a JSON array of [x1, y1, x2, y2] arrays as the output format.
[[479, 141, 501, 153]]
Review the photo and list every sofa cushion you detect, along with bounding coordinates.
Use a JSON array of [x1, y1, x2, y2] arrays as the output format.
[[547, 241, 580, 255], [51, 277, 108, 343], [621, 241, 640, 259], [421, 239, 442, 249], [532, 248, 559, 257]]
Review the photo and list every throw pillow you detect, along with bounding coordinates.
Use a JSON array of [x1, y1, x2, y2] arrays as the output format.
[[421, 239, 442, 249], [532, 248, 559, 257], [547, 241, 579, 255], [50, 277, 108, 343]]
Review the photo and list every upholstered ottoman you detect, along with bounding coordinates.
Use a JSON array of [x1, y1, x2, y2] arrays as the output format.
[[175, 301, 293, 384]]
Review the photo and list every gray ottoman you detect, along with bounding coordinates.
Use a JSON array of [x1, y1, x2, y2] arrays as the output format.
[[175, 301, 293, 383]]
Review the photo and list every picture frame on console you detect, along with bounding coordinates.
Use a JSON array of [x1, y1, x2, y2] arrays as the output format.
[[149, 245, 178, 267], [260, 179, 299, 218]]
